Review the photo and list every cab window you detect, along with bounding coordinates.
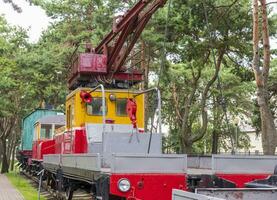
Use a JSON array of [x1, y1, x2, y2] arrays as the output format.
[[40, 124, 52, 139], [87, 98, 107, 116], [116, 98, 127, 116]]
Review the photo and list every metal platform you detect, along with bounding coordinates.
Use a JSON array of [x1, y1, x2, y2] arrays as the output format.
[[188, 155, 212, 169], [173, 188, 277, 200], [172, 189, 224, 200], [187, 154, 277, 174], [197, 188, 277, 200], [43, 153, 101, 182], [212, 155, 277, 174], [44, 153, 187, 183], [44, 130, 186, 183]]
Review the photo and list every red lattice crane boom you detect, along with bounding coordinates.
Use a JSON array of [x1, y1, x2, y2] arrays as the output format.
[[68, 0, 166, 90]]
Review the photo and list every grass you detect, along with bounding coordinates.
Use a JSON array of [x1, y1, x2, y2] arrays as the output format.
[[6, 171, 46, 200]]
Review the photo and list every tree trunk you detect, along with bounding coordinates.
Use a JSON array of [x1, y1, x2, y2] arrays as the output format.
[[259, 89, 276, 154], [0, 144, 2, 166], [252, 0, 276, 155], [7, 137, 13, 165], [179, 49, 225, 153], [1, 138, 9, 174], [10, 143, 16, 171], [212, 130, 219, 154], [183, 141, 193, 154], [212, 95, 220, 154]]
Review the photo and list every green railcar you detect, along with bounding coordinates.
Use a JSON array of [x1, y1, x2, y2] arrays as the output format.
[[20, 109, 63, 151]]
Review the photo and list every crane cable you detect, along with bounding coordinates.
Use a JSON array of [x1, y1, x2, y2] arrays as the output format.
[[157, 0, 172, 87], [202, 2, 233, 149], [147, 0, 172, 153]]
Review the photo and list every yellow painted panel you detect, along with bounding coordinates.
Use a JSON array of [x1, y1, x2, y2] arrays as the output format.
[[65, 88, 145, 129], [34, 123, 40, 140]]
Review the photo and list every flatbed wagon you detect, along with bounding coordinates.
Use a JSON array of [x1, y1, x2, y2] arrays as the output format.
[[43, 129, 187, 200]]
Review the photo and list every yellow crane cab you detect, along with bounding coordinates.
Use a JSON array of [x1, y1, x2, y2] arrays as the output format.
[[65, 87, 145, 132], [56, 85, 162, 161]]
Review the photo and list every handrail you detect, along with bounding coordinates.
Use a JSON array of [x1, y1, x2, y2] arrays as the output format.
[[88, 84, 106, 133], [134, 87, 162, 135]]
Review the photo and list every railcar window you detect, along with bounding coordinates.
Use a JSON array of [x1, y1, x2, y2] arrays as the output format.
[[40, 124, 52, 139], [54, 125, 65, 134], [87, 98, 107, 116], [116, 98, 127, 116]]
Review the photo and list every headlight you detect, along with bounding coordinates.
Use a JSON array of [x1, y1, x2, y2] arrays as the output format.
[[118, 178, 131, 192]]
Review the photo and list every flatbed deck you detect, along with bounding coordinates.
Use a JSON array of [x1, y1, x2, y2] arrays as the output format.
[[187, 168, 212, 175]]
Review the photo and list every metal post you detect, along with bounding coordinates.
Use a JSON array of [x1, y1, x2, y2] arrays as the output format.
[[88, 84, 106, 155], [134, 87, 162, 153], [134, 87, 162, 134], [88, 84, 106, 133], [157, 89, 162, 135], [235, 125, 238, 153], [233, 117, 240, 154], [38, 169, 45, 200]]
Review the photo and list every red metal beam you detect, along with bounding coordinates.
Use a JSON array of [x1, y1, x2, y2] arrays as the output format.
[[69, 0, 166, 89], [111, 1, 165, 74], [95, 0, 166, 76], [95, 0, 149, 53]]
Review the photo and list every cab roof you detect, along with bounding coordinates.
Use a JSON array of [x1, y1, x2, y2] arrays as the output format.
[[66, 87, 141, 100], [35, 115, 65, 125]]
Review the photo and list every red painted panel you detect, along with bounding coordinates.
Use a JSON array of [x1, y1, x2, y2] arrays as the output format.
[[110, 173, 187, 200], [79, 53, 107, 73], [54, 128, 88, 154], [72, 129, 88, 153], [38, 139, 55, 159], [216, 173, 270, 188], [113, 72, 143, 81], [32, 139, 55, 160], [63, 132, 73, 154], [18, 150, 32, 157], [32, 141, 40, 159], [54, 134, 64, 154]]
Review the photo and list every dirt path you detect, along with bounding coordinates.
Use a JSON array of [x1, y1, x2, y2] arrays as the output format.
[[0, 174, 24, 200]]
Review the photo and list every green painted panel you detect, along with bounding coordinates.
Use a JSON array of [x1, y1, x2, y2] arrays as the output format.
[[20, 109, 63, 150]]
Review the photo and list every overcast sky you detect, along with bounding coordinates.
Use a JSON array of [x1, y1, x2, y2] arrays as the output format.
[[0, 0, 276, 46], [0, 0, 50, 43]]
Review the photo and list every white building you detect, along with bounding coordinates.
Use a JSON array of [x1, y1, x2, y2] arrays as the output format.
[[239, 120, 277, 154]]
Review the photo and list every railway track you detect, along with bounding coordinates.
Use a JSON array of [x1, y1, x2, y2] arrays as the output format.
[[21, 171, 93, 200]]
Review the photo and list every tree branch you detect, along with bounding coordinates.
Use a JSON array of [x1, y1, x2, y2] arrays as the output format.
[[191, 48, 225, 142], [172, 83, 183, 123]]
